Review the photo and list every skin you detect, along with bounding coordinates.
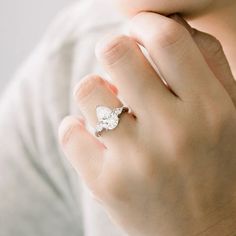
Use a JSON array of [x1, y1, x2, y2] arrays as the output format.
[[115, 0, 217, 16], [114, 0, 234, 16], [59, 1, 236, 236], [116, 0, 236, 76]]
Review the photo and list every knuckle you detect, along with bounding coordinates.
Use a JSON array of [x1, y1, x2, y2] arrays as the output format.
[[207, 36, 224, 59], [148, 20, 189, 49], [95, 35, 132, 65], [74, 74, 105, 102], [194, 33, 226, 66]]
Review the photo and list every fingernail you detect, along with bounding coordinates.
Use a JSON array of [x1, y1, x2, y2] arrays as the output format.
[[169, 14, 195, 36]]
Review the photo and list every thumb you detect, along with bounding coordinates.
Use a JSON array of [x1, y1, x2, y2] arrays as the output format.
[[172, 14, 236, 106]]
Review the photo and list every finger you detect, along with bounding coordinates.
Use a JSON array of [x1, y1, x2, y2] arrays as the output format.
[[95, 34, 175, 115], [74, 74, 136, 148], [59, 116, 104, 187], [170, 14, 236, 105], [193, 30, 236, 106], [130, 12, 225, 101]]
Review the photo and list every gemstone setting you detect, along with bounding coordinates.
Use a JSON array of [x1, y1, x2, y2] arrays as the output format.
[[95, 106, 128, 136]]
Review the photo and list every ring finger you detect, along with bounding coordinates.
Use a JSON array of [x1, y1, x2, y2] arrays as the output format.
[[74, 74, 136, 148]]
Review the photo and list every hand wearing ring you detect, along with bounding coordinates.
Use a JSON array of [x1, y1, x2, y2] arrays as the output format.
[[59, 13, 236, 236]]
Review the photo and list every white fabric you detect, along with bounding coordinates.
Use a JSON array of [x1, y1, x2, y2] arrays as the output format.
[[0, 1, 129, 235]]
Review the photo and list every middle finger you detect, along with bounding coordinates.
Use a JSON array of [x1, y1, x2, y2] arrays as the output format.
[[95, 35, 176, 116]]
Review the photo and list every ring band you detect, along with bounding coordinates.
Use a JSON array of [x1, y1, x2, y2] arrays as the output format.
[[95, 105, 129, 137]]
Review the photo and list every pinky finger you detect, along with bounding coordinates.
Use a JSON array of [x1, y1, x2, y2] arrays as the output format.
[[58, 116, 105, 188]]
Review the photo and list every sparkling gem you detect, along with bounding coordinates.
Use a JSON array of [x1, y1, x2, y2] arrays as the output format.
[[96, 106, 120, 131], [114, 107, 123, 116], [96, 123, 103, 132], [96, 106, 112, 121]]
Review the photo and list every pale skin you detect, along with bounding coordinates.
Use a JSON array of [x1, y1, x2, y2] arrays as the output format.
[[59, 1, 236, 236]]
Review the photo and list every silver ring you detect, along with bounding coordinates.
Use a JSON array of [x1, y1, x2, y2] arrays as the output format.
[[95, 105, 129, 137]]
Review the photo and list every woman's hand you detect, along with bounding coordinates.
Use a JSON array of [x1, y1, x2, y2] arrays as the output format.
[[59, 13, 236, 236]]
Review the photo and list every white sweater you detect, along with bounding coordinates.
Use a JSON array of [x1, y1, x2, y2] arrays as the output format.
[[0, 1, 129, 235]]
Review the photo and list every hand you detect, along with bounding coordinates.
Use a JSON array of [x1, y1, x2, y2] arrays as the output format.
[[59, 13, 236, 236]]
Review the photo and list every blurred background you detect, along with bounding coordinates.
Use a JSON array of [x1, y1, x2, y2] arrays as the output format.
[[0, 0, 74, 94]]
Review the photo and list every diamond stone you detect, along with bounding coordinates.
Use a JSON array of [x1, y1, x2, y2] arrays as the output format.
[[103, 112, 119, 130], [96, 106, 120, 131], [96, 106, 112, 121]]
